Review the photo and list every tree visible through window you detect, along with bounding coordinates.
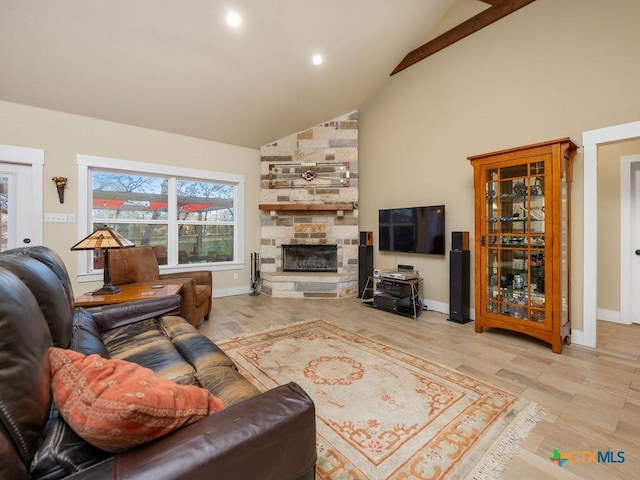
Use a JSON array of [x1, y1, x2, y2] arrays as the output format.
[[91, 170, 235, 267]]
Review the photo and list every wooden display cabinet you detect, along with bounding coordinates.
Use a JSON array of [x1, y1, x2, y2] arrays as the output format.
[[469, 138, 578, 353]]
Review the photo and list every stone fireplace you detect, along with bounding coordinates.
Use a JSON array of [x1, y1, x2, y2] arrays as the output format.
[[282, 244, 338, 272], [258, 112, 359, 298]]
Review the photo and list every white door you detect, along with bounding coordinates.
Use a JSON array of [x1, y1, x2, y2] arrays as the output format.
[[0, 162, 41, 251], [632, 162, 640, 323]]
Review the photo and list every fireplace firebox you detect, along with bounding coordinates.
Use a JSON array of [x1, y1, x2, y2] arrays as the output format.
[[282, 244, 338, 272]]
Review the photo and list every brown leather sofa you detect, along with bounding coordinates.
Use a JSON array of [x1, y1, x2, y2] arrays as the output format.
[[109, 245, 212, 327], [0, 246, 317, 480]]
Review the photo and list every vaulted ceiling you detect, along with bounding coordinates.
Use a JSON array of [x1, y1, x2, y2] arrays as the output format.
[[0, 0, 515, 149]]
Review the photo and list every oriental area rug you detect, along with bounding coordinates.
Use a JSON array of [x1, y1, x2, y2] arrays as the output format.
[[217, 320, 543, 479]]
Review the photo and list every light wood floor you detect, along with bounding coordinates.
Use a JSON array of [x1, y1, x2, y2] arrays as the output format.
[[198, 295, 640, 480]]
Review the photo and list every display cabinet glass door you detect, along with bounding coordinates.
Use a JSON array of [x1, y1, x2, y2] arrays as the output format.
[[482, 157, 550, 328]]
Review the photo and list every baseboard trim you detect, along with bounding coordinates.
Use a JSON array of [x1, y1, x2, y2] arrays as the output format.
[[213, 285, 252, 297], [421, 299, 476, 320], [596, 308, 622, 324], [423, 299, 448, 315], [570, 329, 585, 346]]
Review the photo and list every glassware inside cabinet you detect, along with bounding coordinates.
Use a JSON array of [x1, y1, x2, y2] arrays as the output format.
[[485, 248, 499, 314], [498, 244, 530, 320], [511, 248, 528, 276], [499, 179, 528, 238], [529, 178, 545, 235], [485, 175, 498, 235], [470, 139, 577, 353], [530, 308, 545, 323], [482, 161, 550, 323]]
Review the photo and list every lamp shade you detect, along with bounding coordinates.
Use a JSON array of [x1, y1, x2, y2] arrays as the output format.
[[71, 225, 134, 295], [71, 225, 135, 251]]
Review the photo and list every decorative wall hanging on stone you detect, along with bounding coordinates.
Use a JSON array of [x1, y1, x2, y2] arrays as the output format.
[[268, 162, 350, 188], [300, 170, 317, 182]]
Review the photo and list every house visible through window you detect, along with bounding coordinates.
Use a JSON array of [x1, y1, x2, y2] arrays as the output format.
[[77, 154, 244, 278], [91, 170, 235, 267]]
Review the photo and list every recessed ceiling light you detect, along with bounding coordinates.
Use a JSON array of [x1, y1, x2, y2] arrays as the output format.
[[312, 54, 323, 66], [226, 11, 241, 28]]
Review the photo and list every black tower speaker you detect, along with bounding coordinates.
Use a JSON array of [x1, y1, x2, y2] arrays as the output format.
[[452, 231, 469, 251], [359, 231, 373, 246], [448, 249, 471, 324], [358, 231, 374, 299]]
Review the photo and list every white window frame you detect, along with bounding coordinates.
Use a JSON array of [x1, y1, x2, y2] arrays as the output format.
[[76, 154, 245, 283]]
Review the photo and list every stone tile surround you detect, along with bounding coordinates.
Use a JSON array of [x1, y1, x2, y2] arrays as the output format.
[[259, 111, 359, 298], [260, 272, 358, 299]]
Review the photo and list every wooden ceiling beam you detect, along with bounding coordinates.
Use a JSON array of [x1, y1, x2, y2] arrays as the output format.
[[391, 0, 536, 76]]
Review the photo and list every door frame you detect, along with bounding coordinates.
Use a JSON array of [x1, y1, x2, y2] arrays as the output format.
[[0, 144, 45, 247], [582, 120, 640, 348], [620, 154, 640, 324]]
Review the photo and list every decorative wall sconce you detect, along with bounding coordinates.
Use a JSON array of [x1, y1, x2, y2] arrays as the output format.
[[52, 177, 68, 204]]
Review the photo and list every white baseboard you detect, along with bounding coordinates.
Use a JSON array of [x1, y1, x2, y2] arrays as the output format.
[[422, 299, 476, 320], [570, 329, 585, 346], [596, 308, 622, 323], [423, 299, 448, 315], [213, 285, 252, 297]]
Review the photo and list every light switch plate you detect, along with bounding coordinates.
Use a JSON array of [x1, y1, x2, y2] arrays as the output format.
[[44, 213, 67, 223]]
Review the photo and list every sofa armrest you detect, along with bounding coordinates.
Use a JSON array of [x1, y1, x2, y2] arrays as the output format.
[[160, 270, 211, 287], [88, 295, 183, 332], [150, 277, 205, 326], [113, 382, 317, 480]]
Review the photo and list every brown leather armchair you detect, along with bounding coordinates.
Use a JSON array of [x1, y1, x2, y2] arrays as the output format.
[[109, 246, 212, 326]]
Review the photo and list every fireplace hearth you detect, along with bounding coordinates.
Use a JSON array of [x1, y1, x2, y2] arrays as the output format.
[[282, 244, 338, 273]]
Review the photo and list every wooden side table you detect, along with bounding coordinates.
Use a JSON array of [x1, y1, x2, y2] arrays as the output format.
[[74, 284, 183, 308]]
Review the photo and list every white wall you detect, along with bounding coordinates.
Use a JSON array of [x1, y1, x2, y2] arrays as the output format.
[[358, 0, 640, 330]]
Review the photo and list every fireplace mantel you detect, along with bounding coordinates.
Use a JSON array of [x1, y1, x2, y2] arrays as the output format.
[[258, 202, 354, 212]]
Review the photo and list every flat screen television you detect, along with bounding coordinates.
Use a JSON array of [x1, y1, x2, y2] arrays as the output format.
[[378, 205, 445, 255]]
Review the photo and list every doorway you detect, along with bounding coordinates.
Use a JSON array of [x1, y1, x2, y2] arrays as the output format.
[[620, 155, 640, 324], [0, 144, 44, 250], [582, 121, 640, 348]]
